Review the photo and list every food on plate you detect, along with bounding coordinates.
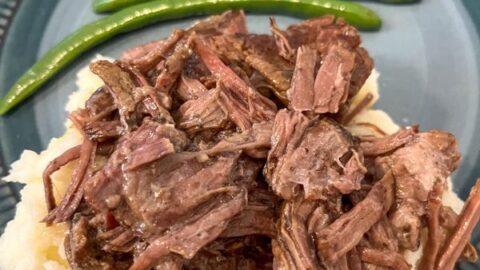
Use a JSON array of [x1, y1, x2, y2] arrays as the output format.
[[0, 10, 478, 270], [91, 0, 419, 14], [0, 0, 380, 115]]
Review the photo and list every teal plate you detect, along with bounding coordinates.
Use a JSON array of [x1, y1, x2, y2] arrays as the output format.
[[0, 0, 480, 268]]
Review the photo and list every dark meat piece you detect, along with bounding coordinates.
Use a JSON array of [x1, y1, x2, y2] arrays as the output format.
[[315, 171, 394, 262], [202, 34, 247, 68], [273, 196, 322, 270], [195, 39, 277, 131], [115, 61, 175, 123], [206, 121, 272, 159], [270, 17, 295, 62], [85, 87, 114, 117], [270, 16, 372, 105], [123, 155, 239, 233], [154, 33, 194, 95], [264, 110, 310, 187], [266, 110, 366, 200], [435, 179, 480, 269], [349, 47, 374, 98], [347, 247, 363, 270], [244, 35, 294, 104], [175, 74, 209, 101], [84, 121, 188, 231], [42, 144, 81, 212], [190, 10, 247, 36], [126, 137, 175, 170], [84, 120, 124, 141], [214, 10, 247, 35], [360, 127, 417, 156], [367, 217, 399, 252], [185, 236, 273, 270], [175, 87, 230, 135], [359, 248, 410, 270], [129, 188, 247, 270], [276, 16, 360, 56], [375, 130, 460, 250], [90, 60, 140, 129], [65, 214, 132, 270], [230, 156, 264, 190], [153, 254, 185, 270], [121, 39, 166, 63], [220, 189, 277, 238], [98, 226, 137, 253], [44, 139, 95, 224], [151, 121, 272, 164], [313, 45, 355, 114], [130, 30, 184, 73], [288, 46, 317, 111]]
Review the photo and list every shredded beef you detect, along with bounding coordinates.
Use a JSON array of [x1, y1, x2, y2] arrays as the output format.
[[266, 110, 366, 200], [41, 11, 480, 270], [375, 130, 460, 250]]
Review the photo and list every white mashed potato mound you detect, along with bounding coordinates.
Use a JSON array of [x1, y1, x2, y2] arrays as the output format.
[[0, 61, 464, 270]]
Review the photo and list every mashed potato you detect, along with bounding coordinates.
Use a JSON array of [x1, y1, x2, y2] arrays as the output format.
[[0, 61, 464, 269]]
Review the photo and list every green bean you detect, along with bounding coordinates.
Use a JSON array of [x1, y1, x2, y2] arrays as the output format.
[[93, 0, 153, 13]]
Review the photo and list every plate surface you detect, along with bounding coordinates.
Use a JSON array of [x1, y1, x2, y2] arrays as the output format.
[[0, 0, 479, 268]]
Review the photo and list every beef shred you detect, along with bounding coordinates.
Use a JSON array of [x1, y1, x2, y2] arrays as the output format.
[[40, 10, 480, 270]]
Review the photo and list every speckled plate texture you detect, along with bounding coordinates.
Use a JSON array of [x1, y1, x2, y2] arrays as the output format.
[[0, 0, 479, 268]]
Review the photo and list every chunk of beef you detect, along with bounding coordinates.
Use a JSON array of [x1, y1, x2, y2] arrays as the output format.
[[130, 30, 184, 73], [375, 130, 460, 250], [288, 46, 317, 111], [175, 74, 209, 101], [65, 213, 132, 270], [275, 16, 360, 56], [84, 120, 188, 231], [190, 10, 247, 36], [230, 156, 264, 190], [360, 127, 417, 156], [90, 60, 140, 129], [243, 34, 294, 104], [359, 248, 410, 270], [85, 87, 115, 117], [121, 39, 166, 63], [270, 17, 295, 62], [266, 110, 366, 200], [313, 45, 356, 114], [314, 172, 394, 262], [175, 87, 230, 135], [129, 188, 247, 270], [349, 47, 374, 98], [98, 225, 137, 253], [84, 120, 124, 141], [154, 33, 194, 95], [220, 189, 277, 238], [367, 217, 399, 252], [123, 155, 240, 234], [195, 39, 277, 131], [206, 121, 272, 159], [273, 196, 322, 270], [185, 236, 273, 270]]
